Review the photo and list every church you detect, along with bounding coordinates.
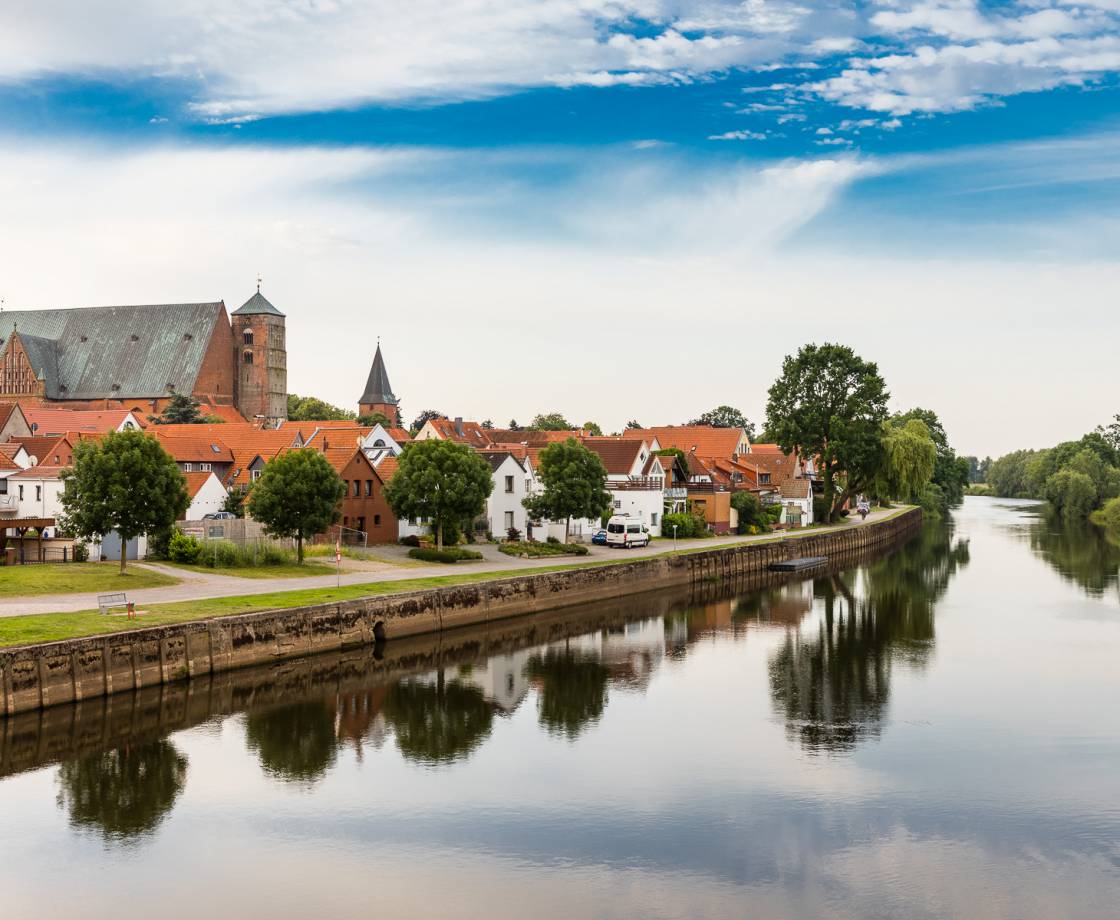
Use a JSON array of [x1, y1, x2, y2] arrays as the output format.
[[0, 289, 288, 423]]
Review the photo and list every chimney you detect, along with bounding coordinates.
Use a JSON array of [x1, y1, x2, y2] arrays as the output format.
[[455, 417, 464, 437]]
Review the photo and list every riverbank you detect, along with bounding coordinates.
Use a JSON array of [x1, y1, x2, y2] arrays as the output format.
[[0, 508, 921, 716]]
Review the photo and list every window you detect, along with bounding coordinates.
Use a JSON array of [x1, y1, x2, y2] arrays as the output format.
[[651, 513, 659, 526], [18, 485, 24, 500], [0, 480, 6, 494], [525, 478, 532, 493], [504, 475, 514, 493], [35, 485, 42, 501], [374, 514, 381, 526], [613, 499, 621, 510], [243, 350, 253, 365], [183, 462, 193, 472], [759, 473, 771, 484], [250, 468, 262, 481], [201, 462, 212, 472], [352, 480, 360, 497], [504, 511, 515, 529], [243, 330, 254, 345], [365, 480, 372, 497]]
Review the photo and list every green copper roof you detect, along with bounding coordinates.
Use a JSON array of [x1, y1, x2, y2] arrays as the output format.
[[232, 291, 284, 316]]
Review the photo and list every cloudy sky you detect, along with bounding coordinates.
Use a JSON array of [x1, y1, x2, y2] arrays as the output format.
[[1, 1, 1118, 456]]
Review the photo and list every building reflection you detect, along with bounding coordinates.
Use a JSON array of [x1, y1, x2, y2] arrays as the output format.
[[55, 739, 188, 842], [768, 519, 970, 753]]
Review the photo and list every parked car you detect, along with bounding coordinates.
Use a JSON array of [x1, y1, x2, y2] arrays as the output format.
[[605, 516, 650, 548], [591, 529, 608, 546], [203, 511, 236, 520]]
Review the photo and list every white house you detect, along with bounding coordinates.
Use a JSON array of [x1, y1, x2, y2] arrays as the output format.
[[778, 478, 814, 527], [581, 437, 665, 536], [479, 450, 535, 538], [9, 465, 67, 536], [183, 471, 229, 520]]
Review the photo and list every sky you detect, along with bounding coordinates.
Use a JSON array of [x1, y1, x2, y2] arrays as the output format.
[[0, 1, 1118, 457]]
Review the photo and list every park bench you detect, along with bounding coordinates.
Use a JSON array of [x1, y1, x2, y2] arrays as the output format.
[[97, 593, 130, 616]]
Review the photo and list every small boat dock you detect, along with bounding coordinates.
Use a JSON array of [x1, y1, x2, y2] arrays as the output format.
[[768, 556, 827, 572]]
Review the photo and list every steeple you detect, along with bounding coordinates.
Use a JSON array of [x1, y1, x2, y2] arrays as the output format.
[[358, 340, 399, 421]]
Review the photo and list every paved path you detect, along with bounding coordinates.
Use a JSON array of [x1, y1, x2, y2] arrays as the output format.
[[0, 508, 900, 617]]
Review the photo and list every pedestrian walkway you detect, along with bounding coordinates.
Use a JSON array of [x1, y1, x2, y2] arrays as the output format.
[[0, 508, 900, 618]]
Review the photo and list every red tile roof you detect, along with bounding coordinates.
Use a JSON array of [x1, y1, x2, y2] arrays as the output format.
[[0, 453, 18, 471], [12, 436, 73, 467], [182, 470, 219, 500], [374, 456, 399, 481], [21, 407, 143, 436], [629, 426, 748, 460], [425, 417, 492, 446], [580, 437, 646, 476], [10, 465, 67, 479], [150, 432, 235, 463]]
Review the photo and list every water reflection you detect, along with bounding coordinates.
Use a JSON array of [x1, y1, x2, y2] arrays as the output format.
[[769, 519, 970, 753], [525, 648, 609, 740], [383, 674, 495, 766], [55, 739, 187, 842], [245, 702, 338, 784], [1029, 513, 1120, 599]]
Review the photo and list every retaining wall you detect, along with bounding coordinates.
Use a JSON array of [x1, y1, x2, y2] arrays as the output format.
[[0, 509, 921, 717]]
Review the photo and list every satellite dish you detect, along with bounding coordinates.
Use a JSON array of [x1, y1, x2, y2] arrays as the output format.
[[30, 422, 38, 432]]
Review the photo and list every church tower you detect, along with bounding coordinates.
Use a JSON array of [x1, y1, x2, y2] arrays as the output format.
[[359, 342, 399, 424], [231, 285, 287, 423]]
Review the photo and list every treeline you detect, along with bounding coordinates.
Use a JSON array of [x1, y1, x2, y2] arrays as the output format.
[[986, 415, 1120, 526]]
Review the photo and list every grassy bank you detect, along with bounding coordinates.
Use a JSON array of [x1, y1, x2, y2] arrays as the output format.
[[0, 563, 179, 598], [159, 561, 336, 580], [0, 506, 915, 649]]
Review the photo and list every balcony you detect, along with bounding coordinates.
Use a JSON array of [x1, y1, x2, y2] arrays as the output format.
[[664, 486, 688, 499], [0, 495, 17, 516], [606, 477, 665, 492]]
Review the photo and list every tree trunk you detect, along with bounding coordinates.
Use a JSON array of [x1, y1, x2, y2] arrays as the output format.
[[296, 532, 304, 565], [823, 463, 834, 525], [119, 544, 127, 575], [564, 515, 571, 544], [436, 520, 443, 551]]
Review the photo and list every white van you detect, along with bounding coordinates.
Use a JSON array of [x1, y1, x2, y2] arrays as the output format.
[[605, 516, 651, 548]]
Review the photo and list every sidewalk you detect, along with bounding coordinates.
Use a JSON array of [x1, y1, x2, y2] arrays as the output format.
[[0, 508, 899, 617]]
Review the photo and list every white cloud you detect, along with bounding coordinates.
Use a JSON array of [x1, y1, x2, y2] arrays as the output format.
[[708, 129, 769, 140]]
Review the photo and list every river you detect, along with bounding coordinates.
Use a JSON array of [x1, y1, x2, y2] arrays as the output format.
[[1, 497, 1117, 919]]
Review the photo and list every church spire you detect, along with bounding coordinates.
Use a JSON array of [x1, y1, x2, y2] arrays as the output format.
[[358, 340, 399, 421]]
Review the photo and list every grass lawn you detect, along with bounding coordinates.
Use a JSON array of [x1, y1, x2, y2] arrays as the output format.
[[159, 561, 336, 580], [0, 506, 914, 649], [0, 563, 180, 599]]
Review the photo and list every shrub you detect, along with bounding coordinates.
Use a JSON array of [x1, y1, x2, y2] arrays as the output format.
[[408, 546, 484, 563], [661, 512, 695, 538], [498, 541, 589, 558], [763, 503, 783, 524], [546, 535, 560, 544], [506, 527, 522, 542], [1092, 496, 1120, 531], [399, 534, 421, 547], [732, 491, 767, 533], [167, 529, 202, 564], [199, 540, 239, 568], [812, 496, 830, 522], [72, 541, 90, 562], [147, 526, 173, 560]]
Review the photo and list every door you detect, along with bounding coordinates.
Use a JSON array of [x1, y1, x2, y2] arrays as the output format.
[[101, 531, 138, 561]]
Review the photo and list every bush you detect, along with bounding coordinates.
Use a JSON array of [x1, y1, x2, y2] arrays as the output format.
[[918, 483, 946, 516], [147, 526, 173, 560], [764, 503, 783, 524], [1092, 496, 1120, 531], [506, 528, 521, 542], [408, 546, 484, 563], [812, 496, 830, 522], [661, 512, 696, 538], [499, 541, 589, 558], [732, 491, 767, 533], [72, 541, 90, 562], [546, 535, 560, 544], [167, 529, 203, 564], [399, 534, 421, 547]]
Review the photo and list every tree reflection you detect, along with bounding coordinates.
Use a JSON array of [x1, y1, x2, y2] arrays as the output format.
[[1029, 513, 1120, 599], [382, 671, 494, 765], [525, 647, 610, 740], [245, 701, 338, 784], [770, 520, 969, 753], [56, 739, 187, 842]]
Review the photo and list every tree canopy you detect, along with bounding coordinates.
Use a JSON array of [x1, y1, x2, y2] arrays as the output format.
[[530, 412, 573, 431], [523, 438, 611, 542], [890, 408, 969, 511], [382, 438, 493, 549], [149, 393, 205, 425], [583, 420, 603, 436], [688, 405, 756, 439], [765, 343, 889, 523], [877, 419, 937, 503], [246, 449, 345, 562], [287, 393, 356, 422], [410, 409, 445, 433], [60, 430, 188, 573], [625, 419, 643, 430]]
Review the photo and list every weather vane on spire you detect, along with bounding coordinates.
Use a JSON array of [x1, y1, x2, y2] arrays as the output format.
[[256, 273, 262, 293]]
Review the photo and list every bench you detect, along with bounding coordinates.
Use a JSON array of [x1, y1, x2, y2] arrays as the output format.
[[97, 593, 130, 616]]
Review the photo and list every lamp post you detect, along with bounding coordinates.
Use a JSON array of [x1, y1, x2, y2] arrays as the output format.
[[672, 523, 677, 551]]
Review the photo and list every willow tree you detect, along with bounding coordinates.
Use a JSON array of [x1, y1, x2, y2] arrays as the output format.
[[876, 419, 937, 503]]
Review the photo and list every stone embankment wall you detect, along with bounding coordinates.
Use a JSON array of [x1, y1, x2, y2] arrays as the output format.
[[0, 509, 921, 716]]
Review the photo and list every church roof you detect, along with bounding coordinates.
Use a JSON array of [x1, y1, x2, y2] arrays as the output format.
[[0, 302, 224, 400], [231, 291, 284, 316], [359, 344, 397, 407]]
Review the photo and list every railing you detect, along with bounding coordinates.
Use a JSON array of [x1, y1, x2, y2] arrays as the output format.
[[606, 477, 665, 492], [664, 487, 688, 499], [686, 481, 730, 493]]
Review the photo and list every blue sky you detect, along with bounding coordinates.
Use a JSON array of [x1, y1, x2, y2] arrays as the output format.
[[0, 1, 1118, 454]]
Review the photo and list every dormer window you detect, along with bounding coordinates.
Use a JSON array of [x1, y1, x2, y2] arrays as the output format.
[[243, 330, 254, 345]]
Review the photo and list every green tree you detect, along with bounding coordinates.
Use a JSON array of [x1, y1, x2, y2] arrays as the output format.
[[246, 449, 345, 563], [891, 408, 969, 509], [877, 419, 937, 504], [508, 419, 521, 431], [987, 449, 1037, 497], [583, 420, 604, 436], [731, 491, 767, 533], [765, 343, 889, 523], [382, 439, 493, 549], [287, 394, 357, 422], [149, 393, 205, 425], [481, 419, 494, 430], [1044, 469, 1098, 519], [656, 446, 690, 478], [530, 412, 572, 431], [222, 486, 247, 518], [383, 673, 494, 765], [625, 419, 643, 430], [59, 430, 188, 574], [357, 411, 393, 427], [522, 438, 611, 542], [688, 405, 756, 439], [56, 740, 188, 842], [1096, 414, 1120, 453], [410, 409, 445, 433]]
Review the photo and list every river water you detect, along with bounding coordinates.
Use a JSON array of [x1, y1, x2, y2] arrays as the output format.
[[1, 497, 1118, 919]]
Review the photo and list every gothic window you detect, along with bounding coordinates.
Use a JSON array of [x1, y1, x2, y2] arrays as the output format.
[[243, 330, 254, 345], [243, 350, 253, 365]]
